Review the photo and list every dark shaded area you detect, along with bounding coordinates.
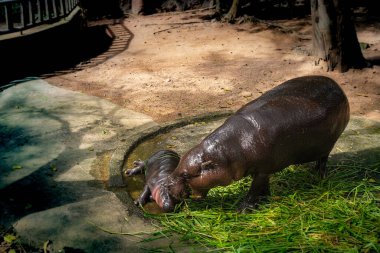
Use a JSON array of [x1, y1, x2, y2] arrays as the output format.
[[236, 0, 311, 20], [367, 56, 380, 66], [0, 15, 113, 87], [0, 168, 101, 228], [0, 106, 105, 228], [126, 0, 209, 15], [352, 0, 380, 21], [0, 226, 40, 253], [78, 0, 380, 22], [203, 0, 379, 21], [81, 0, 124, 20], [0, 93, 137, 251]]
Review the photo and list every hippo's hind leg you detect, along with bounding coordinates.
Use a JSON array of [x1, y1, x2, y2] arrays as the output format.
[[125, 160, 145, 176], [315, 155, 328, 179], [135, 184, 151, 206], [238, 173, 270, 212]]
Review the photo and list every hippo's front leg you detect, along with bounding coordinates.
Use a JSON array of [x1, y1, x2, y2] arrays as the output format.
[[125, 160, 145, 176], [315, 156, 328, 179], [135, 184, 151, 206], [238, 173, 270, 212]]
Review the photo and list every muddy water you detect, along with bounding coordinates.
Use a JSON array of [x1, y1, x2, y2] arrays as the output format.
[[123, 118, 226, 213]]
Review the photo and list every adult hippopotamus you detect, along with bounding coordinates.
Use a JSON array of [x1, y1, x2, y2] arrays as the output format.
[[125, 150, 180, 212], [164, 75, 350, 211]]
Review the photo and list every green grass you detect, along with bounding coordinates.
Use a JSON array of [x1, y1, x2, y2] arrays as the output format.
[[144, 160, 380, 252]]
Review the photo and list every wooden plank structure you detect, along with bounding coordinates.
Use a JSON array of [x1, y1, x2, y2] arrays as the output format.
[[0, 0, 79, 34]]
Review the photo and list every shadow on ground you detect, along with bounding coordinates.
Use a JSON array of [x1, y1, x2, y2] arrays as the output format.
[[0, 17, 133, 87], [0, 80, 158, 252]]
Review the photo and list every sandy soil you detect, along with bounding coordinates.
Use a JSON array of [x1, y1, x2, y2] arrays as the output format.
[[46, 10, 380, 123]]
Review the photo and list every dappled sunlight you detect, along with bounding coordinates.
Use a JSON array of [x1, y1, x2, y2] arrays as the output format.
[[0, 79, 154, 190], [0, 142, 65, 189], [44, 10, 380, 125], [14, 193, 148, 251], [0, 79, 155, 236], [55, 158, 95, 182]]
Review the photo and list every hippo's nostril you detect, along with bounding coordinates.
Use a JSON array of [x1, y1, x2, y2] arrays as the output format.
[[162, 202, 174, 212]]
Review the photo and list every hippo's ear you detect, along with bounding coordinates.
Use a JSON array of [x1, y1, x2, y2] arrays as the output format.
[[201, 160, 214, 170]]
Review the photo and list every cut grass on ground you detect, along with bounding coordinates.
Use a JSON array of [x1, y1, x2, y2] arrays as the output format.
[[144, 160, 380, 252]]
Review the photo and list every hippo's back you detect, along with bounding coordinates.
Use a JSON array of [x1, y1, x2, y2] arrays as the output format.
[[234, 76, 350, 171], [145, 150, 180, 183], [240, 76, 348, 114]]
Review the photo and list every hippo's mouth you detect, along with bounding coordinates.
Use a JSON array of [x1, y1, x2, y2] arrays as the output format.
[[151, 185, 164, 208]]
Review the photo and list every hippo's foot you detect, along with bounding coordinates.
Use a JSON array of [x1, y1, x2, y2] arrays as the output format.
[[134, 197, 149, 207], [237, 196, 267, 213], [238, 174, 270, 213], [315, 156, 328, 179], [237, 201, 259, 213], [125, 159, 146, 176]]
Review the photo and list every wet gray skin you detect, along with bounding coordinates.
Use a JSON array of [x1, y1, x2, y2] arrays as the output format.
[[164, 75, 350, 212], [125, 150, 180, 212]]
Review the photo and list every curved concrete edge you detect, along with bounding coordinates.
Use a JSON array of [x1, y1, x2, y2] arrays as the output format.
[[108, 110, 233, 213], [108, 122, 159, 187]]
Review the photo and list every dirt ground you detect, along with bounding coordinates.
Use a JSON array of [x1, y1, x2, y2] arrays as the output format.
[[46, 10, 380, 123]]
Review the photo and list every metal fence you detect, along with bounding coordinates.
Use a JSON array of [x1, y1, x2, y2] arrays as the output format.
[[0, 0, 79, 34]]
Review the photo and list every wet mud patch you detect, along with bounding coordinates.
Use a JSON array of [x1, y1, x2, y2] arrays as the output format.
[[89, 150, 113, 188]]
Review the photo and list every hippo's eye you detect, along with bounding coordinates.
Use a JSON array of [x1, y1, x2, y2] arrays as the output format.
[[201, 160, 214, 170], [182, 172, 190, 179]]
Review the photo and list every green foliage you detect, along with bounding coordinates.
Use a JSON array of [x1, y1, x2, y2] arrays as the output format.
[[145, 161, 380, 252], [3, 234, 16, 244], [1, 233, 17, 253]]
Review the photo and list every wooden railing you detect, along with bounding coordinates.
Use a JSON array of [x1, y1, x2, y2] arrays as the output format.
[[0, 0, 79, 34]]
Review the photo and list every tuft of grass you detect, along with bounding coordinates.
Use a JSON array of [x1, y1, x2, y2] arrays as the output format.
[[144, 161, 380, 252]]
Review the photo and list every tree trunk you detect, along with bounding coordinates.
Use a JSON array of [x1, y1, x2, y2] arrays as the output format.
[[224, 0, 240, 22], [131, 0, 144, 14], [310, 0, 370, 72], [215, 0, 221, 14]]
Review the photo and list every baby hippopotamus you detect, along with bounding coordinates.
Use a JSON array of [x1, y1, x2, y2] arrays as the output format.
[[125, 150, 180, 212], [164, 75, 350, 211]]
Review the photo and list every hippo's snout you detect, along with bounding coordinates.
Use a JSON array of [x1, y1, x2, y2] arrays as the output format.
[[161, 187, 177, 213], [160, 191, 176, 212], [152, 185, 177, 212], [162, 201, 175, 212]]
